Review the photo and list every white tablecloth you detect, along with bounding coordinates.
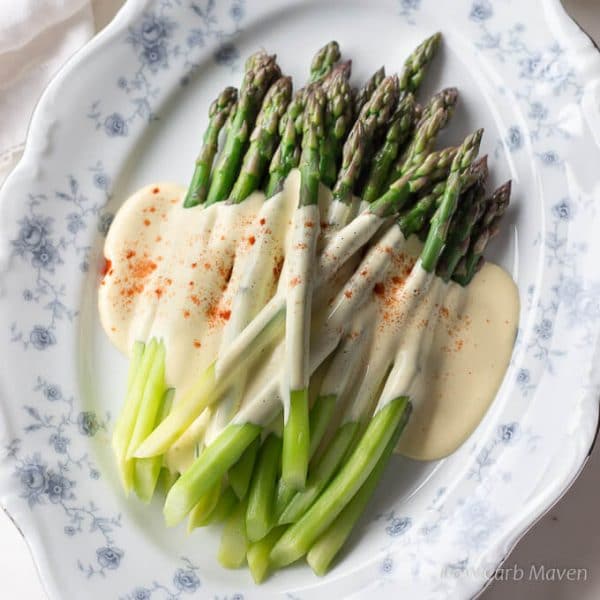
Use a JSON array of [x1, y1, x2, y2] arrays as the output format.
[[0, 0, 598, 598]]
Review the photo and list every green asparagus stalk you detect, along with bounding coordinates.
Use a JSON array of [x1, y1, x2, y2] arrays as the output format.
[[452, 180, 511, 285], [246, 434, 282, 542], [307, 405, 412, 575], [163, 423, 261, 526], [385, 88, 458, 189], [207, 485, 238, 524], [206, 52, 281, 204], [229, 76, 292, 203], [416, 87, 458, 127], [265, 114, 302, 197], [183, 86, 238, 208], [328, 75, 398, 209], [247, 526, 286, 583], [309, 41, 341, 82], [354, 66, 385, 115], [420, 135, 482, 271], [398, 32, 442, 94], [396, 155, 488, 237], [270, 397, 410, 567], [218, 498, 249, 568], [187, 478, 222, 531], [361, 93, 417, 203], [229, 435, 260, 500], [328, 122, 366, 207], [320, 70, 354, 187], [436, 161, 489, 280]]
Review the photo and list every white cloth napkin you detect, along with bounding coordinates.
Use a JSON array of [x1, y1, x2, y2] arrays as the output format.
[[0, 0, 96, 184]]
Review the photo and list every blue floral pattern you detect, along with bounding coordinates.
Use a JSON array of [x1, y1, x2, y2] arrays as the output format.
[[120, 558, 202, 599], [88, 1, 246, 136], [9, 167, 111, 350], [5, 378, 119, 577]]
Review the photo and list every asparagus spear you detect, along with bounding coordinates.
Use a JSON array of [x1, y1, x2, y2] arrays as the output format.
[[356, 76, 400, 159], [416, 87, 458, 128], [361, 93, 417, 203], [246, 433, 282, 542], [183, 87, 238, 208], [229, 76, 292, 203], [133, 388, 174, 503], [436, 161, 489, 281], [398, 32, 442, 94], [229, 435, 260, 500], [205, 52, 281, 204], [247, 526, 286, 583], [282, 89, 326, 490], [218, 498, 249, 568], [265, 114, 302, 197], [387, 92, 458, 185], [319, 70, 354, 188], [309, 41, 341, 82], [354, 66, 385, 115], [452, 180, 511, 285], [112, 339, 158, 491]]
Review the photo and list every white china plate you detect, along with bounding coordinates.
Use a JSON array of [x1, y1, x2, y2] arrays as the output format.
[[1, 0, 600, 598]]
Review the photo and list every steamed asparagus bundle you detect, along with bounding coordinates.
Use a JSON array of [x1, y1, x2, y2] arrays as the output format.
[[107, 33, 515, 583]]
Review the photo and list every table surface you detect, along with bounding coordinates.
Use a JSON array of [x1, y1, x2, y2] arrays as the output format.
[[1, 1, 599, 598]]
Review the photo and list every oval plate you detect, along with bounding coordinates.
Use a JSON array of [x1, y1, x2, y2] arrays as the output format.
[[1, 0, 600, 598]]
